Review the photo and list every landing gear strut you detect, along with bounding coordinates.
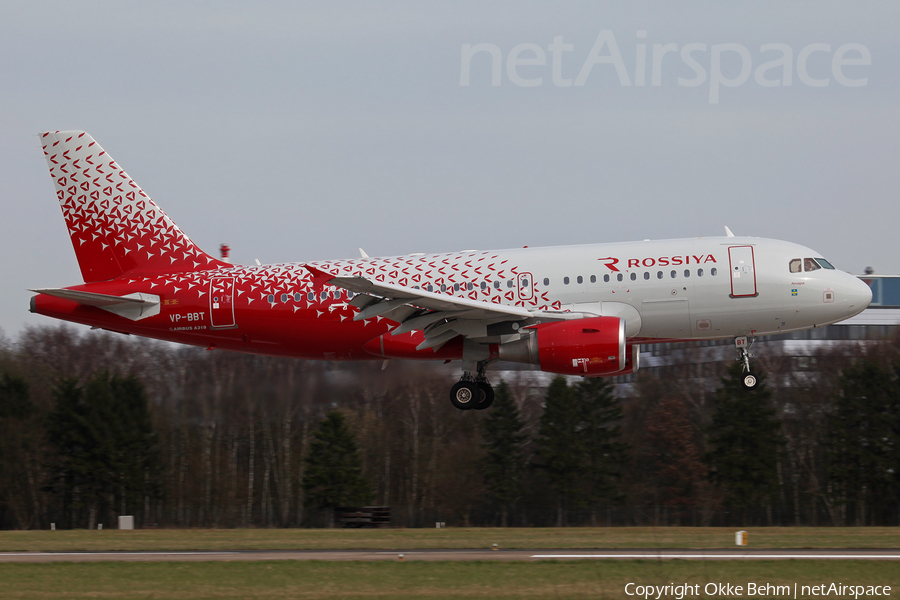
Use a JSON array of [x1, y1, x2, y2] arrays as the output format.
[[450, 361, 494, 410], [735, 336, 759, 390]]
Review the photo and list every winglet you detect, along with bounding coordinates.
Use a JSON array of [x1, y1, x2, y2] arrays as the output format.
[[303, 264, 337, 290], [359, 248, 369, 258], [724, 226, 735, 237]]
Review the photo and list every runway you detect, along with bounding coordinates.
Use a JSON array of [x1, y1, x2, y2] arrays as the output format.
[[1, 549, 899, 563]]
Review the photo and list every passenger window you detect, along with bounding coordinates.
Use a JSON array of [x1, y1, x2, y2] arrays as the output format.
[[590, 275, 596, 283], [543, 278, 549, 286], [643, 272, 650, 280], [493, 281, 501, 289], [333, 290, 341, 299], [657, 271, 663, 279], [347, 291, 354, 299], [307, 292, 315, 301], [576, 276, 583, 284], [711, 268, 717, 276], [789, 259, 802, 273], [267, 294, 275, 303], [630, 273, 636, 281], [440, 284, 447, 292], [698, 269, 703, 277], [521, 279, 528, 288], [453, 283, 460, 291], [482, 281, 488, 290], [684, 269, 690, 278], [564, 277, 570, 285], [294, 293, 302, 302], [617, 274, 623, 282], [507, 280, 514, 288], [604, 274, 610, 283], [804, 258, 821, 272], [671, 270, 676, 278], [280, 294, 288, 303], [321, 291, 329, 300], [427, 284, 433, 292]]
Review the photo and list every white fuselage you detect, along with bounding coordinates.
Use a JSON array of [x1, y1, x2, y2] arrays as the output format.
[[309, 235, 871, 344]]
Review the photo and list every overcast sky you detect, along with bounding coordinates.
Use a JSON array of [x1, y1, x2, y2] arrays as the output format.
[[1, 1, 897, 338]]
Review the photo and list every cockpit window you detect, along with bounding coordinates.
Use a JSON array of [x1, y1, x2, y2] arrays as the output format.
[[804, 258, 821, 272], [816, 258, 835, 269], [789, 259, 802, 273]]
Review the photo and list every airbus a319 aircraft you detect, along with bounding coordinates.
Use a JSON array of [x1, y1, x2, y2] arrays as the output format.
[[30, 131, 872, 409]]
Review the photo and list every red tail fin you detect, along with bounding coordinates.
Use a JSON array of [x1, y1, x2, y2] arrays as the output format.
[[40, 131, 227, 282]]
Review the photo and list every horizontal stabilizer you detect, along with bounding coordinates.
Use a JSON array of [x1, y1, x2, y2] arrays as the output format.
[[31, 288, 160, 321]]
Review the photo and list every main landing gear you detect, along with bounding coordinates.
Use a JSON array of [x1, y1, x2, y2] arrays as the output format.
[[735, 336, 759, 390], [450, 361, 494, 410]]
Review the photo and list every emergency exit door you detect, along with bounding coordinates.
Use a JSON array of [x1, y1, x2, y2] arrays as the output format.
[[517, 272, 533, 301], [210, 277, 236, 328], [728, 246, 757, 298]]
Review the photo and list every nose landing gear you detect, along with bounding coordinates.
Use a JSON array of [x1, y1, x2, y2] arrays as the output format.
[[735, 336, 759, 390], [449, 361, 494, 410]]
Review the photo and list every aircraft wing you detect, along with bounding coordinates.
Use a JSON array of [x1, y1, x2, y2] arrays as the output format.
[[305, 265, 536, 350]]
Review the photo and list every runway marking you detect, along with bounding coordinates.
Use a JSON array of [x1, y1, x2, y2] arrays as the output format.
[[531, 554, 900, 560]]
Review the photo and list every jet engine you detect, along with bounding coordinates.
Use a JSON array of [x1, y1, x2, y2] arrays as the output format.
[[498, 316, 636, 376]]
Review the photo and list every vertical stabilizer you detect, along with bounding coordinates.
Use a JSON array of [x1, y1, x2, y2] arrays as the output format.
[[40, 131, 227, 282]]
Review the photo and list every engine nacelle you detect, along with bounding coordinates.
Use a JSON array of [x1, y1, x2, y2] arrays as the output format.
[[498, 316, 627, 376]]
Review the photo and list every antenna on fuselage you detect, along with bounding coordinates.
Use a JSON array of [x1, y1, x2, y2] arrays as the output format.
[[724, 226, 735, 237]]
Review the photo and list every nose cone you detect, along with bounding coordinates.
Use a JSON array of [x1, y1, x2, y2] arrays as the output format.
[[843, 275, 872, 317]]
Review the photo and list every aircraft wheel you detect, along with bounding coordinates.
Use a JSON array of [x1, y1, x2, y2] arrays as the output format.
[[741, 373, 759, 390], [450, 381, 479, 410], [473, 382, 494, 410]]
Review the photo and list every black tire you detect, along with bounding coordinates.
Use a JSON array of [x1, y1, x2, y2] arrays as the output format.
[[741, 372, 759, 390], [450, 381, 479, 410], [473, 382, 494, 410]]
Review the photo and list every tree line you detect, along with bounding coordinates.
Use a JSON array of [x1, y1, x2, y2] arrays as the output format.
[[0, 324, 898, 529]]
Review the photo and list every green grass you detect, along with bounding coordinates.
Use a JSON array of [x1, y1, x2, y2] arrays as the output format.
[[0, 527, 898, 552], [0, 560, 898, 599]]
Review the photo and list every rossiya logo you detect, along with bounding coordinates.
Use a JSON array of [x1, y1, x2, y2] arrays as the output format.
[[598, 255, 718, 271], [597, 257, 621, 272]]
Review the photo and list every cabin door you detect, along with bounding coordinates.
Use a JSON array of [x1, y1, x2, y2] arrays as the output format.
[[728, 246, 758, 298], [209, 277, 236, 328]]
